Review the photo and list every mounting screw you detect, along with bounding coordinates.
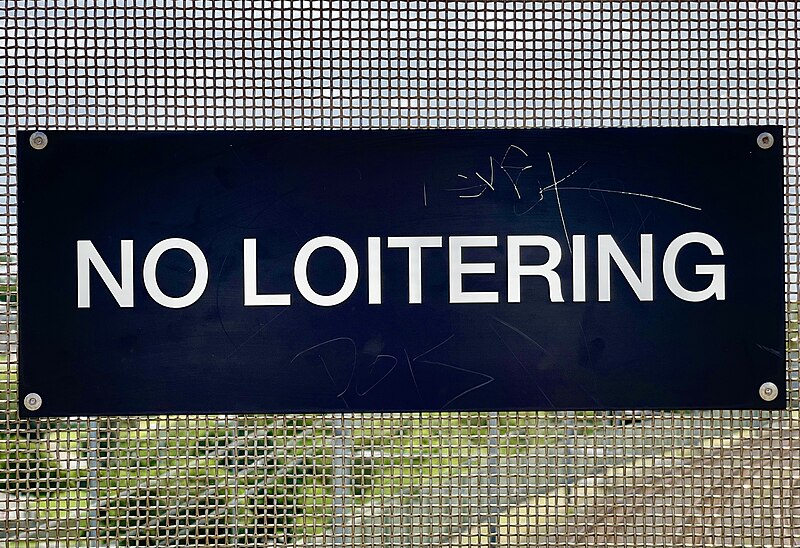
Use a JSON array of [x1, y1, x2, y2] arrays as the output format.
[[23, 392, 42, 411], [29, 131, 48, 150], [758, 382, 778, 402], [757, 132, 774, 150]]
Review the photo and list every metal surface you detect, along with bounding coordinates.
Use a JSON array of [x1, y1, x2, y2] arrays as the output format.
[[759, 131, 776, 150], [1, 2, 798, 546], [760, 381, 780, 402], [17, 128, 786, 415], [27, 131, 47, 151], [21, 392, 41, 411]]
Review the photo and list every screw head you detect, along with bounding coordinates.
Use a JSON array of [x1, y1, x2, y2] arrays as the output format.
[[757, 132, 774, 150], [23, 392, 42, 411], [29, 131, 48, 150], [758, 382, 778, 402]]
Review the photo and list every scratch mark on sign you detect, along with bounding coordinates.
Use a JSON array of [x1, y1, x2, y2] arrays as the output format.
[[407, 334, 497, 407], [489, 321, 554, 408], [318, 355, 351, 406], [318, 355, 336, 387], [356, 355, 399, 396], [626, 210, 652, 245], [539, 161, 588, 194], [492, 316, 548, 354], [404, 348, 422, 401], [514, 197, 542, 217], [506, 167, 525, 200], [475, 171, 494, 190], [290, 337, 357, 367], [757, 344, 784, 359], [578, 321, 591, 364], [599, 190, 615, 229], [456, 145, 533, 199], [510, 155, 584, 216], [459, 187, 487, 199], [290, 337, 358, 398], [418, 360, 495, 409], [549, 152, 572, 255], [225, 307, 288, 359], [454, 143, 701, 227], [444, 184, 485, 192], [505, 144, 529, 158], [551, 187, 701, 211], [413, 333, 456, 362], [499, 144, 532, 199], [216, 248, 235, 346]]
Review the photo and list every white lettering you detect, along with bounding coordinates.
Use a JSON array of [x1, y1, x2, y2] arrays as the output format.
[[294, 236, 359, 307], [663, 232, 725, 301], [598, 234, 654, 302], [143, 238, 209, 309], [243, 239, 291, 306], [507, 235, 564, 303], [77, 240, 134, 308], [572, 234, 586, 303], [387, 236, 443, 304], [449, 236, 499, 304], [368, 237, 382, 305], [76, 232, 728, 309]]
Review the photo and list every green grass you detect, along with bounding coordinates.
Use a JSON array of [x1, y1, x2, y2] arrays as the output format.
[[0, 410, 574, 545]]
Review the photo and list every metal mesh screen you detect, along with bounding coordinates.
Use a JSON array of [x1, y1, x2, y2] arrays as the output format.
[[2, 2, 798, 546]]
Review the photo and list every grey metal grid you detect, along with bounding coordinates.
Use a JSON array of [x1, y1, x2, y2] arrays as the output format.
[[1, 2, 798, 546]]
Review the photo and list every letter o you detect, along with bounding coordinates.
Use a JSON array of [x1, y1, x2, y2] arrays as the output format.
[[143, 238, 209, 308], [294, 236, 359, 306]]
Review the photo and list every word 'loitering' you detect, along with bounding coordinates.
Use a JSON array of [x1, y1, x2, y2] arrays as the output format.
[[77, 232, 725, 309]]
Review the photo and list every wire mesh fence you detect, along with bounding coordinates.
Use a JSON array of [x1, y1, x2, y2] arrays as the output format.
[[1, 2, 798, 546]]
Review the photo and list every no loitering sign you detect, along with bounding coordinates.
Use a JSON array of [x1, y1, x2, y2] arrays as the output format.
[[17, 128, 785, 416]]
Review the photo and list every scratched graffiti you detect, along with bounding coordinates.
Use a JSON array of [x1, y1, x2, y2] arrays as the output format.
[[17, 127, 785, 415]]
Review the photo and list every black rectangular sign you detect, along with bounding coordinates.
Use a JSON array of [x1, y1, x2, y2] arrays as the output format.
[[18, 127, 785, 416]]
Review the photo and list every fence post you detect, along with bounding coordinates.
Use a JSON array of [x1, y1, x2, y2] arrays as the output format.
[[564, 413, 576, 507], [487, 412, 500, 547], [331, 414, 353, 547], [230, 416, 240, 548], [87, 419, 100, 548]]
